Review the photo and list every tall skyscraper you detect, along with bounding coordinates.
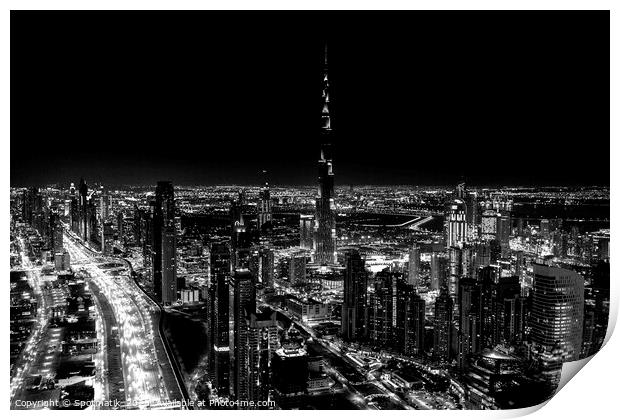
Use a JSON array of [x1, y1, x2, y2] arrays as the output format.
[[250, 247, 274, 288], [78, 178, 89, 241], [233, 268, 256, 401], [50, 212, 63, 254], [313, 45, 337, 266], [257, 170, 272, 229], [408, 244, 420, 287], [497, 212, 511, 258], [247, 310, 278, 403], [433, 286, 453, 363], [341, 250, 368, 341], [481, 210, 498, 242], [457, 277, 481, 368], [430, 252, 447, 291], [368, 271, 395, 348], [153, 181, 177, 305], [477, 266, 498, 348], [446, 199, 468, 248], [299, 214, 315, 250], [230, 200, 259, 270], [208, 243, 231, 396], [531, 264, 584, 363], [398, 283, 426, 356], [100, 189, 110, 220]]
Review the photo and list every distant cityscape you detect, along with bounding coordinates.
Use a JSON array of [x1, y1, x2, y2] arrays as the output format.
[[9, 47, 610, 410]]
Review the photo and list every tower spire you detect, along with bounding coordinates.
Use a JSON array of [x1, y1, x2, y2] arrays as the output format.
[[314, 44, 337, 266], [324, 44, 328, 66], [321, 44, 331, 133]]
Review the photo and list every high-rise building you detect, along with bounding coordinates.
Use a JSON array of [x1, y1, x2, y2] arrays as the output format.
[[78, 178, 89, 241], [101, 221, 114, 256], [495, 276, 524, 345], [457, 277, 481, 368], [313, 46, 337, 266], [341, 250, 368, 341], [289, 253, 307, 286], [497, 212, 511, 258], [257, 170, 272, 229], [461, 244, 476, 278], [247, 310, 278, 403], [208, 243, 231, 396], [50, 212, 63, 254], [399, 284, 426, 356], [433, 286, 453, 363], [230, 201, 259, 270], [100, 190, 110, 220], [233, 268, 256, 400], [531, 264, 584, 363], [299, 214, 315, 250], [446, 199, 468, 248], [447, 247, 462, 299], [368, 271, 396, 348], [249, 247, 274, 288], [478, 266, 498, 349], [117, 211, 124, 240], [465, 190, 479, 240], [153, 181, 177, 305], [481, 210, 498, 242], [272, 337, 309, 398], [407, 244, 420, 287], [430, 252, 447, 291]]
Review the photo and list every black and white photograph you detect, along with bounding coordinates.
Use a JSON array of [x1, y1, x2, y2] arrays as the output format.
[[6, 6, 614, 413]]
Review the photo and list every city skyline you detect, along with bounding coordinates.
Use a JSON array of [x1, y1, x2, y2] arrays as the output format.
[[11, 10, 609, 187], [9, 9, 610, 412]]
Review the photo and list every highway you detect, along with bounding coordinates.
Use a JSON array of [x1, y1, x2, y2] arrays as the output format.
[[64, 232, 184, 408]]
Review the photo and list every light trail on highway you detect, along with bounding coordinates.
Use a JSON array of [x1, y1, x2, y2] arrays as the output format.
[[64, 232, 181, 408]]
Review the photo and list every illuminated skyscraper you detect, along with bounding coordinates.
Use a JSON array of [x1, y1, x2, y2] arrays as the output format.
[[457, 277, 481, 368], [481, 209, 498, 241], [531, 264, 584, 362], [433, 286, 453, 363], [78, 178, 89, 241], [313, 45, 337, 265], [342, 250, 368, 341], [233, 268, 256, 400], [430, 252, 447, 291], [250, 247, 274, 288], [289, 252, 307, 286], [258, 170, 272, 229], [153, 181, 177, 305], [408, 243, 420, 287], [399, 284, 426, 356], [247, 310, 278, 403], [299, 214, 315, 249], [208, 243, 231, 396], [446, 199, 468, 248]]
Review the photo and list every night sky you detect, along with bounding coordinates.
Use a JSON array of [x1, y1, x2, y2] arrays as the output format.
[[11, 11, 609, 187]]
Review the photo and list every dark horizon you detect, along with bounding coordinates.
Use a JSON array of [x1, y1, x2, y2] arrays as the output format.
[[11, 11, 610, 187]]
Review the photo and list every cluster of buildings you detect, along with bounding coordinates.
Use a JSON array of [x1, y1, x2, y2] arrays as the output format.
[[8, 46, 610, 411], [9, 219, 99, 407]]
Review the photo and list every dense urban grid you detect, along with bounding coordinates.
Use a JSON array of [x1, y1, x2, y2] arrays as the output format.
[[10, 50, 610, 410]]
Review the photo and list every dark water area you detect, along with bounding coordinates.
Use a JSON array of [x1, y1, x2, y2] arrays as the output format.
[[162, 311, 209, 376]]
